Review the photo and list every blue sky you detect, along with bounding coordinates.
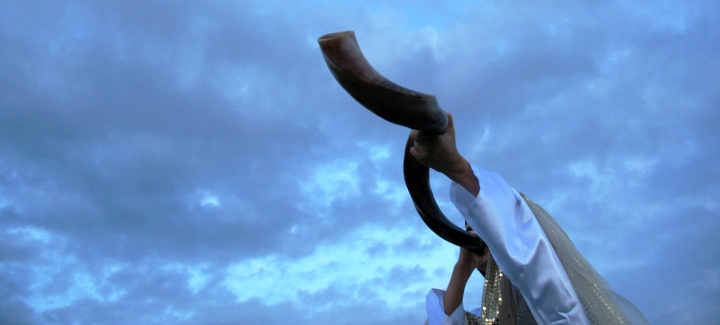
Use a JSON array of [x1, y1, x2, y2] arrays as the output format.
[[1, 1, 718, 324]]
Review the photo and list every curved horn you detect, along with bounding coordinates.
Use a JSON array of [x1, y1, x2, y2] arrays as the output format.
[[318, 31, 447, 134], [318, 31, 485, 252]]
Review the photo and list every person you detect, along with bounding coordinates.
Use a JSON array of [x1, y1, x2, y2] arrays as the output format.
[[412, 113, 647, 325]]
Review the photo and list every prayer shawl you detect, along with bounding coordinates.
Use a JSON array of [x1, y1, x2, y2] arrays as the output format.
[[473, 195, 648, 325]]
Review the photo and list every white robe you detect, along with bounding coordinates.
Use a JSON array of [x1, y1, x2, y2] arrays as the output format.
[[425, 164, 590, 325]]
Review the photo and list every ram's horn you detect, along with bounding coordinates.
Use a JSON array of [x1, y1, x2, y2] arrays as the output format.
[[318, 31, 486, 252], [318, 31, 447, 134]]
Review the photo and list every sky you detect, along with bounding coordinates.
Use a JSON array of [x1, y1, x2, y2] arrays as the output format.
[[1, 0, 718, 324]]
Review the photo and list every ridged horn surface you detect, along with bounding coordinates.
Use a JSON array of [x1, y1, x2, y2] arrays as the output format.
[[318, 31, 447, 134], [318, 31, 485, 252]]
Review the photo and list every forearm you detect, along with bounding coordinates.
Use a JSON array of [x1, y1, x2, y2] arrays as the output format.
[[442, 262, 475, 316], [444, 157, 479, 197]]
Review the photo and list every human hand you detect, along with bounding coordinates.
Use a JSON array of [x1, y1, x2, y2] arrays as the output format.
[[409, 112, 465, 176], [442, 224, 489, 315], [409, 112, 479, 196]]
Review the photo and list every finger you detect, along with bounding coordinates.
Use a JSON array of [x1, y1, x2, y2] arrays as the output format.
[[409, 146, 425, 161], [409, 129, 419, 140], [410, 143, 428, 154]]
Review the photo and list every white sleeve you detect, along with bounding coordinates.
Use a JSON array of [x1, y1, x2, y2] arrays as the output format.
[[450, 164, 590, 325], [425, 288, 466, 325]]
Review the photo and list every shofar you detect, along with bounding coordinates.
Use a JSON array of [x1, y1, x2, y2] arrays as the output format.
[[319, 31, 649, 325], [318, 31, 485, 252]]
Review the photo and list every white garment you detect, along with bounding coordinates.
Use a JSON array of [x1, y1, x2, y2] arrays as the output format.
[[426, 164, 590, 325], [426, 288, 481, 325]]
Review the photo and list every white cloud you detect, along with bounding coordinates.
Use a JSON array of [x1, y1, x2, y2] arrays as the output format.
[[222, 223, 460, 309], [299, 159, 361, 208]]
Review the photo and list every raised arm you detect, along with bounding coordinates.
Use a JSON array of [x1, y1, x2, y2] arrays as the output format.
[[443, 231, 489, 316]]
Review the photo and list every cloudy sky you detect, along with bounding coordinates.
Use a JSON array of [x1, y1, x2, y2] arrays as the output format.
[[1, 0, 718, 324]]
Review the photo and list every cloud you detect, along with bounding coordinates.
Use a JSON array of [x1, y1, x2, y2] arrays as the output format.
[[1, 0, 718, 324]]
